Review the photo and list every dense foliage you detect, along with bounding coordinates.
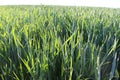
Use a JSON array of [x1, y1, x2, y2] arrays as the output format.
[[0, 6, 120, 80]]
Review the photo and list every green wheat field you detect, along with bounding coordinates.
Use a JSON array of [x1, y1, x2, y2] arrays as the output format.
[[0, 6, 120, 80]]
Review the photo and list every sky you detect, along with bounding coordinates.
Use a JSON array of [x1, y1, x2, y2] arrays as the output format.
[[0, 0, 120, 8]]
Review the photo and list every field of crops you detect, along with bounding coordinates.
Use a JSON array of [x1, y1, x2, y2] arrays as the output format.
[[0, 6, 120, 80]]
